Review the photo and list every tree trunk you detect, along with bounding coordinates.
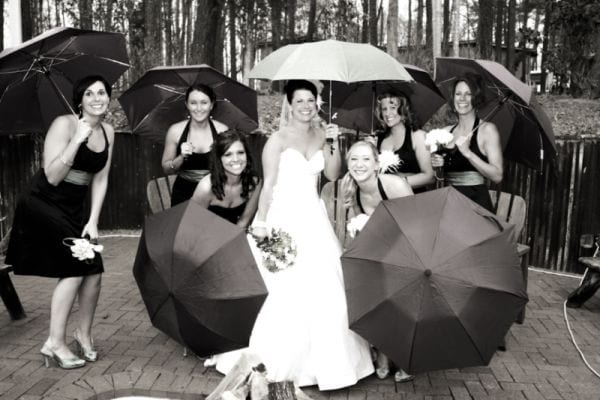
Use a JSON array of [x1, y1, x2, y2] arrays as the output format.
[[506, 0, 516, 71], [191, 0, 224, 67], [432, 0, 441, 61], [539, 0, 553, 94], [477, 0, 494, 59], [416, 0, 423, 48], [285, 0, 296, 44], [268, 0, 283, 50], [361, 0, 369, 42], [368, 0, 377, 45], [306, 0, 317, 41], [425, 0, 432, 51], [495, 0, 504, 62], [442, 0, 450, 56], [0, 0, 4, 51], [387, 0, 399, 59], [143, 0, 162, 71], [214, 3, 226, 72], [407, 0, 412, 60], [452, 0, 459, 56], [228, 0, 237, 77], [164, 0, 173, 64], [78, 0, 93, 29], [21, 0, 33, 41], [104, 0, 115, 31]]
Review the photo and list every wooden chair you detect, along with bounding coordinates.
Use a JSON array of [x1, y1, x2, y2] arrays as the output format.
[[146, 175, 177, 214], [489, 190, 530, 324], [320, 180, 351, 248]]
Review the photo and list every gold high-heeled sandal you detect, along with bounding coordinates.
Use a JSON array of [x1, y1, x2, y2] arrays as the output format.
[[40, 343, 86, 369], [73, 330, 98, 362]]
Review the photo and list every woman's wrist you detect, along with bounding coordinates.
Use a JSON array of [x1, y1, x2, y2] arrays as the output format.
[[252, 219, 267, 229]]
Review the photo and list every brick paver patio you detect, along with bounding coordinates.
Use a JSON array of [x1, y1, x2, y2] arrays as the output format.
[[1, 235, 599, 400]]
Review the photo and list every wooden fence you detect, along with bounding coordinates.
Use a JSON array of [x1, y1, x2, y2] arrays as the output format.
[[1, 133, 598, 273]]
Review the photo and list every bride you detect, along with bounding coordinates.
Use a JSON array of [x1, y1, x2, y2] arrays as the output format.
[[214, 80, 374, 390]]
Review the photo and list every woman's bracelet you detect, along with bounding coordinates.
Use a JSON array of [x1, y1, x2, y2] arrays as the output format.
[[59, 153, 73, 167], [169, 159, 176, 170]]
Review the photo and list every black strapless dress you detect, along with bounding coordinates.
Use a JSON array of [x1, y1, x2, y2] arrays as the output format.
[[6, 128, 109, 278], [207, 202, 247, 225]]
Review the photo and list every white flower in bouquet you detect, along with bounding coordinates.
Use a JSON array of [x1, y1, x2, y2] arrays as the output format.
[[63, 238, 103, 262], [254, 229, 297, 273], [378, 150, 402, 174], [424, 129, 453, 153], [347, 213, 370, 238]]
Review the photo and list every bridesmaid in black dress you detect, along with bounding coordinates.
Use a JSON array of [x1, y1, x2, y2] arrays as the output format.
[[191, 130, 261, 227], [375, 92, 434, 193], [431, 75, 503, 212], [6, 76, 115, 369], [161, 83, 229, 206], [340, 140, 414, 383]]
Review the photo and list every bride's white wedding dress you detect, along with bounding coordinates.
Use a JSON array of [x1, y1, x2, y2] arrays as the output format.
[[215, 148, 373, 390]]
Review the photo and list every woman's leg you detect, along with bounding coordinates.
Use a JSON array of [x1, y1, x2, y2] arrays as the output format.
[[76, 273, 102, 348], [47, 276, 83, 358]]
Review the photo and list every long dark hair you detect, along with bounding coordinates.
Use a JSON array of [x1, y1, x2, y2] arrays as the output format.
[[449, 74, 486, 114], [210, 130, 258, 200], [185, 83, 217, 113], [375, 91, 416, 147]]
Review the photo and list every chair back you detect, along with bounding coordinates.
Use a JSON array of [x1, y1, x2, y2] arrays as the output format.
[[320, 180, 353, 248], [489, 190, 527, 239], [147, 175, 177, 214]]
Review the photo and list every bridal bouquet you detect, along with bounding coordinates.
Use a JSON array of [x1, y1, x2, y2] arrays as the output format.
[[347, 213, 370, 238], [378, 150, 402, 174], [63, 237, 103, 263], [424, 128, 453, 153], [255, 229, 297, 273]]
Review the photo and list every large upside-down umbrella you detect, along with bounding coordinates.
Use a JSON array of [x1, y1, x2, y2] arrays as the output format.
[[320, 64, 446, 133], [133, 200, 268, 356], [435, 57, 556, 170], [0, 27, 129, 133], [118, 65, 259, 142], [341, 187, 528, 374]]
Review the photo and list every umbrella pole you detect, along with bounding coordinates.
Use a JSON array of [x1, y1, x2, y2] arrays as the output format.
[[472, 92, 511, 135], [328, 80, 334, 154], [370, 82, 376, 135]]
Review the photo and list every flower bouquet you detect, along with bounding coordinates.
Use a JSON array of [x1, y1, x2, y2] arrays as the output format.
[[347, 213, 370, 238], [424, 128, 454, 186], [378, 150, 403, 174], [254, 229, 297, 273], [62, 237, 103, 263]]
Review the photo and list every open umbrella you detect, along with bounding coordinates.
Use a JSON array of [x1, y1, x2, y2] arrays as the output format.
[[133, 200, 268, 356], [0, 27, 129, 133], [248, 39, 413, 83], [118, 65, 259, 143], [435, 57, 556, 170], [320, 64, 446, 133], [341, 187, 528, 374]]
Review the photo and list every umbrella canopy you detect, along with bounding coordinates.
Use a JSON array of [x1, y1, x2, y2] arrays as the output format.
[[435, 57, 556, 170], [320, 64, 446, 133], [341, 187, 528, 374], [248, 39, 413, 83], [0, 27, 129, 133], [133, 200, 268, 357], [118, 65, 259, 142]]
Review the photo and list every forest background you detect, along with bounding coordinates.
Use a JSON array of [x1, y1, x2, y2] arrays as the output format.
[[0, 0, 599, 136]]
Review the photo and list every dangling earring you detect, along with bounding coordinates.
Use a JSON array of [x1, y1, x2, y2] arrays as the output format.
[[77, 104, 83, 118]]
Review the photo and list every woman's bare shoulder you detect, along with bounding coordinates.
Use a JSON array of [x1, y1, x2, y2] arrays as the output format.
[[212, 119, 229, 132]]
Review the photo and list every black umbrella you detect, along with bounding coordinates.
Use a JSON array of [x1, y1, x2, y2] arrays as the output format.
[[0, 27, 129, 133], [321, 64, 446, 132], [341, 187, 528, 374], [435, 57, 556, 170], [133, 200, 268, 356], [118, 65, 259, 142]]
